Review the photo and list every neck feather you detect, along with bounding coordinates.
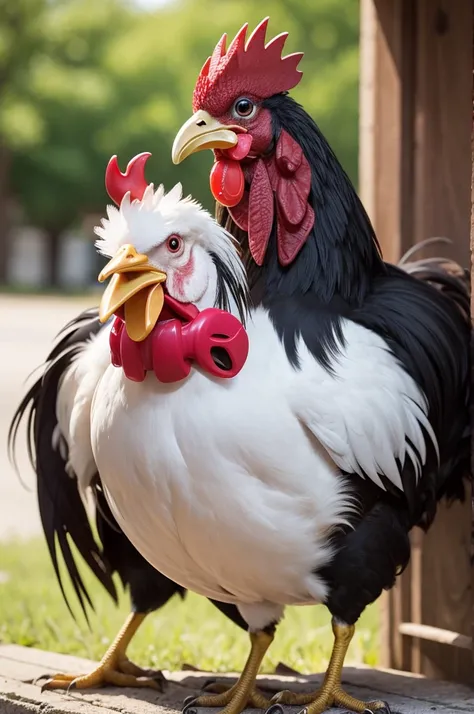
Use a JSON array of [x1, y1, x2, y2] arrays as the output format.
[[218, 95, 386, 306]]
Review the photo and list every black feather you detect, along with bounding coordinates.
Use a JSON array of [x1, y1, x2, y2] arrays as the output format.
[[352, 261, 470, 527], [265, 293, 349, 372], [8, 309, 117, 621], [321, 496, 411, 626], [211, 251, 250, 325]]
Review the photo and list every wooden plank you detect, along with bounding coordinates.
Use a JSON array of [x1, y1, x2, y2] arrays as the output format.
[[412, 0, 472, 267], [1, 645, 474, 714], [409, 527, 424, 674], [399, 623, 472, 650], [416, 505, 471, 683], [470, 0, 474, 677], [359, 0, 416, 671], [359, 0, 415, 264], [412, 0, 473, 683]]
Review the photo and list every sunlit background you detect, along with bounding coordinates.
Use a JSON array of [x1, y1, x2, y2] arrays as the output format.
[[1, 0, 359, 290], [0, 0, 378, 676]]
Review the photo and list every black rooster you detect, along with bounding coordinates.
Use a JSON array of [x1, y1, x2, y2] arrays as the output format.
[[168, 17, 470, 714]]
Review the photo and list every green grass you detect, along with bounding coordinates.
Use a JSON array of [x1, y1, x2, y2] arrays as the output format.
[[0, 538, 380, 673]]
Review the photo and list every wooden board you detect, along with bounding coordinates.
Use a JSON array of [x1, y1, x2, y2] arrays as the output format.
[[1, 644, 474, 714], [359, 0, 416, 265], [359, 0, 474, 683], [412, 0, 472, 267], [470, 2, 474, 677]]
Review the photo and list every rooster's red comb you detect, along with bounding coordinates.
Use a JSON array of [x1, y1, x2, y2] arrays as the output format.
[[192, 18, 304, 114], [105, 152, 151, 206]]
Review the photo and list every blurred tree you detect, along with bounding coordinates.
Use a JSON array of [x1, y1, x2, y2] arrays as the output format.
[[2, 0, 359, 288], [6, 0, 131, 285], [0, 0, 49, 282]]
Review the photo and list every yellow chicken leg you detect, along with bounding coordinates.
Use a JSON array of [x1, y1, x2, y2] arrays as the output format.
[[41, 612, 165, 691], [268, 619, 390, 714], [183, 629, 274, 714]]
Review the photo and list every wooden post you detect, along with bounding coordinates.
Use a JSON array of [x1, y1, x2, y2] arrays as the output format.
[[359, 0, 415, 265], [412, 1, 471, 267], [359, 0, 418, 672], [359, 0, 473, 683], [470, 9, 474, 676]]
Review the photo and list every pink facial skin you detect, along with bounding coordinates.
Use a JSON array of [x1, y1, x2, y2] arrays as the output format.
[[169, 251, 195, 302]]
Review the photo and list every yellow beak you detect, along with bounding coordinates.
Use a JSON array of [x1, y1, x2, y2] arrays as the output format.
[[172, 109, 238, 165], [98, 244, 167, 342]]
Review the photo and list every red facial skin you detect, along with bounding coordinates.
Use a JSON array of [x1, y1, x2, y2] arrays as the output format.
[[213, 104, 273, 160], [208, 104, 274, 209]]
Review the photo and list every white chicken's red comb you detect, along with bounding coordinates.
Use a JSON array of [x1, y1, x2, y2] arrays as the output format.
[[105, 153, 151, 206]]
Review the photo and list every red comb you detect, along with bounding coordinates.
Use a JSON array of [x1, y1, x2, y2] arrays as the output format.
[[105, 153, 151, 206], [193, 18, 304, 114]]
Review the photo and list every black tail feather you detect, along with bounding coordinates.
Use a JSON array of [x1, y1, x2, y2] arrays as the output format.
[[8, 308, 117, 622], [399, 243, 470, 508]]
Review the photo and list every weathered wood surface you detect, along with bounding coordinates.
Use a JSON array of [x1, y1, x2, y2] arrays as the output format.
[[359, 0, 416, 265], [359, 0, 471, 266], [1, 644, 474, 714]]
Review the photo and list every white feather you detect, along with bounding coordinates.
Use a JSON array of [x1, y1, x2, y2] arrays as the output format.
[[290, 319, 438, 491], [89, 308, 435, 619], [91, 309, 352, 610], [55, 323, 112, 497]]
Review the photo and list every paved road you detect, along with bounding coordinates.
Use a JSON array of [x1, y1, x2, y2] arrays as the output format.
[[0, 294, 94, 540]]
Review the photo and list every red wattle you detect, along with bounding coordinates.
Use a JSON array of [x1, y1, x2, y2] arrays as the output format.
[[210, 159, 245, 207]]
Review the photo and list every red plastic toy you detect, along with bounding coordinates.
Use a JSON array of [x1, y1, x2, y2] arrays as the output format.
[[109, 295, 249, 384]]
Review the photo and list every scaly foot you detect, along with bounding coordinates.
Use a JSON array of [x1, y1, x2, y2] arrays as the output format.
[[267, 618, 392, 714], [183, 629, 274, 714], [40, 655, 165, 691], [268, 689, 390, 713], [40, 612, 164, 692], [184, 684, 270, 714]]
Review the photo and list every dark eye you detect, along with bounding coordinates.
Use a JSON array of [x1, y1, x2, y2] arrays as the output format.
[[232, 97, 256, 119], [166, 234, 183, 253]]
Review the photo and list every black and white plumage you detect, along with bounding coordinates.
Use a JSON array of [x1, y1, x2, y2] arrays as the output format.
[[59, 170, 467, 714], [9, 16, 469, 710], [10, 159, 469, 711], [152, 49, 469, 707], [89, 196, 469, 622]]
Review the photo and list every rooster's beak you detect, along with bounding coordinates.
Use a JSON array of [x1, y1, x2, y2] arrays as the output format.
[[172, 110, 238, 164], [98, 244, 167, 342]]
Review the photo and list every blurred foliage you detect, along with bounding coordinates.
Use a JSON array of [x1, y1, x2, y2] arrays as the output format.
[[0, 0, 359, 237]]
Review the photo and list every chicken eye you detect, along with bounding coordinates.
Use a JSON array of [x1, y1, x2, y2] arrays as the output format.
[[166, 234, 183, 253], [232, 97, 256, 120]]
